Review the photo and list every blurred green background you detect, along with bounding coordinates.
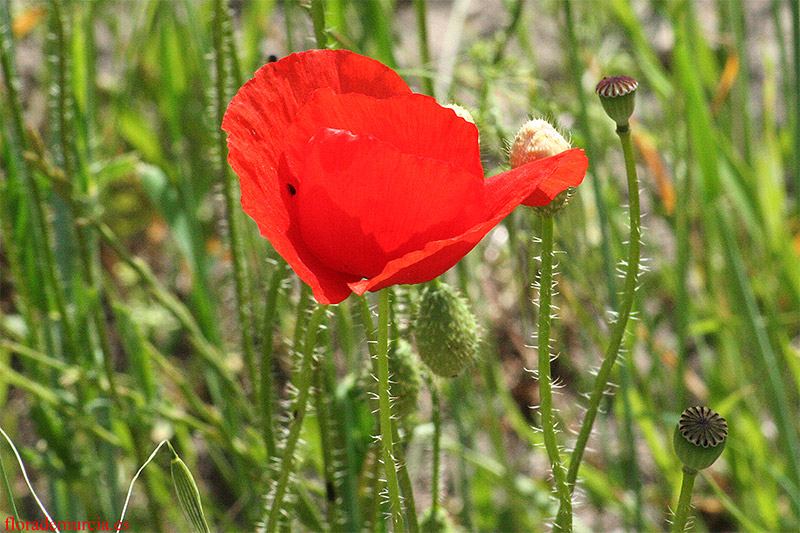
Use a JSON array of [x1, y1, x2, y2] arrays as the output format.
[[1, 0, 799, 531]]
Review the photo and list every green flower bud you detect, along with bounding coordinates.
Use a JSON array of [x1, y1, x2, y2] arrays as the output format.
[[596, 75, 638, 130], [414, 281, 481, 378], [673, 406, 728, 473]]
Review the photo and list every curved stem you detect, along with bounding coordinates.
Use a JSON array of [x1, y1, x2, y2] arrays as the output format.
[[672, 468, 697, 532], [377, 290, 405, 532], [429, 376, 442, 517], [264, 306, 327, 533], [537, 215, 572, 531], [563, 124, 642, 491]]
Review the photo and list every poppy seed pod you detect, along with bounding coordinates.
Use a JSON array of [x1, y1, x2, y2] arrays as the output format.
[[673, 406, 728, 473], [596, 75, 638, 129], [510, 119, 575, 214], [414, 281, 481, 378]]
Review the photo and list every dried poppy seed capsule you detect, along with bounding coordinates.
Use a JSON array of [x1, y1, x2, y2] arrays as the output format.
[[673, 406, 728, 473], [510, 119, 575, 215], [596, 75, 638, 130], [414, 281, 481, 378]]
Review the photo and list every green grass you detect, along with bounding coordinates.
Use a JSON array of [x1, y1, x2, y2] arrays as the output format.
[[1, 0, 799, 531]]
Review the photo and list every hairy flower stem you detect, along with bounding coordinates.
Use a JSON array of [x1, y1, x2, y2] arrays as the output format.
[[392, 426, 419, 533], [377, 290, 405, 532], [671, 468, 697, 532], [261, 262, 289, 466], [559, 124, 642, 522], [537, 214, 572, 531], [264, 306, 327, 533], [213, 0, 257, 397]]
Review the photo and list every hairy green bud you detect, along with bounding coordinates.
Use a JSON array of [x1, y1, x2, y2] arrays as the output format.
[[414, 281, 481, 378]]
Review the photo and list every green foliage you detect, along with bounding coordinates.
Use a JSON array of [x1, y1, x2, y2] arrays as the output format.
[[0, 0, 799, 530]]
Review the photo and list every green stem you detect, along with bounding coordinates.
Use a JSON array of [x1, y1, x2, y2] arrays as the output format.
[[537, 215, 572, 531], [264, 305, 327, 533], [563, 124, 642, 490], [213, 0, 257, 398], [260, 261, 289, 464], [791, 0, 800, 199], [672, 468, 697, 532], [563, 0, 617, 306], [412, 0, 434, 96], [377, 290, 405, 532], [429, 376, 441, 517], [309, 0, 328, 49], [393, 426, 419, 533]]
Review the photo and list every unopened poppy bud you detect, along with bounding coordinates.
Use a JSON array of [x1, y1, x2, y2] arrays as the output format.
[[509, 119, 571, 169], [414, 281, 481, 378], [673, 406, 727, 473], [442, 103, 475, 125], [510, 119, 575, 215], [596, 75, 638, 130]]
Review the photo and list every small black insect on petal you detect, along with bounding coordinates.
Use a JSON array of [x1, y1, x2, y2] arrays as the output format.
[[287, 183, 297, 196]]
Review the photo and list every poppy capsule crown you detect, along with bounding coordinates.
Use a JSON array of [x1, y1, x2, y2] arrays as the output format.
[[222, 50, 588, 304], [673, 406, 728, 473], [596, 75, 638, 129]]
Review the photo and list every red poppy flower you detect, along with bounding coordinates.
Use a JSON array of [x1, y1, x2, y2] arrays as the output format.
[[223, 49, 587, 305]]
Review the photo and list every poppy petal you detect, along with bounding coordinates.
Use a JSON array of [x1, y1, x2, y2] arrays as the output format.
[[519, 150, 589, 206], [223, 50, 412, 305], [293, 128, 485, 280], [349, 149, 588, 294], [283, 90, 483, 179]]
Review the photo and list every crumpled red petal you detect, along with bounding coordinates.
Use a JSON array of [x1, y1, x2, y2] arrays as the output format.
[[348, 149, 588, 296], [223, 50, 412, 305], [520, 151, 588, 206], [293, 128, 484, 282]]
